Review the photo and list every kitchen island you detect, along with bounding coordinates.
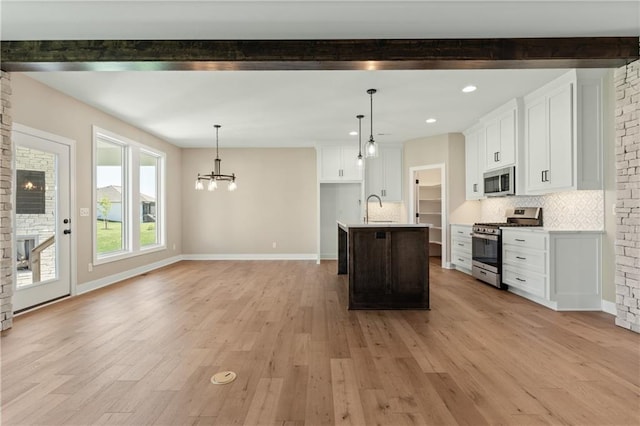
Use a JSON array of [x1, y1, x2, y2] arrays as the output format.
[[337, 222, 430, 310]]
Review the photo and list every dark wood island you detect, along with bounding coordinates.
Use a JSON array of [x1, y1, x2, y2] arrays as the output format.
[[337, 222, 430, 310]]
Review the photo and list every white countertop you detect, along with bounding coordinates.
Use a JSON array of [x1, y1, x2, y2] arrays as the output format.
[[500, 227, 604, 234], [337, 221, 430, 230]]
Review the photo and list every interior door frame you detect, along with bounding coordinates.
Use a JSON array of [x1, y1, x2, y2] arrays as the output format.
[[408, 163, 447, 269], [12, 123, 77, 306]]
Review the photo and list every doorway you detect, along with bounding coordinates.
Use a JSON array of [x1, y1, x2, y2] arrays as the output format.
[[408, 164, 446, 269], [12, 124, 74, 312]]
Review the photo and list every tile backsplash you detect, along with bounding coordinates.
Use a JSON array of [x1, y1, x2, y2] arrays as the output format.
[[367, 202, 403, 223], [481, 190, 604, 230]]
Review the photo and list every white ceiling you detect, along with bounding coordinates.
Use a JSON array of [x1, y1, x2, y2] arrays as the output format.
[[25, 69, 571, 147], [4, 1, 637, 148], [2, 1, 638, 40]]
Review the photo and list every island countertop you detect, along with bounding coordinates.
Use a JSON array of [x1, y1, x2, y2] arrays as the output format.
[[337, 221, 430, 231]]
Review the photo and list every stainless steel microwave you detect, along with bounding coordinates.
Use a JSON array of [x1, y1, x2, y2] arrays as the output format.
[[483, 166, 515, 197]]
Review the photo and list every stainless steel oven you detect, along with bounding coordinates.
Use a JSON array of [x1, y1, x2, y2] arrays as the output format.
[[472, 229, 502, 287], [472, 207, 543, 289]]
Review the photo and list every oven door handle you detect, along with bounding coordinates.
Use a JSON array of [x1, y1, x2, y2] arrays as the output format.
[[472, 233, 500, 241]]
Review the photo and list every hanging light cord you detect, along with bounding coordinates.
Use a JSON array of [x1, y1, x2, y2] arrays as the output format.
[[357, 114, 363, 155], [369, 90, 374, 142]]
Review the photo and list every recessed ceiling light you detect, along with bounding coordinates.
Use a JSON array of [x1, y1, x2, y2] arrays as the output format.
[[349, 131, 358, 136], [425, 118, 437, 124], [462, 85, 477, 93]]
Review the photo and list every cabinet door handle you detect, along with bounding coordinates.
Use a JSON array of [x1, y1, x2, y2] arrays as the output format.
[[473, 183, 477, 192], [497, 152, 500, 162], [516, 277, 526, 282], [516, 256, 527, 260], [541, 170, 545, 182], [544, 170, 550, 182], [515, 238, 526, 242]]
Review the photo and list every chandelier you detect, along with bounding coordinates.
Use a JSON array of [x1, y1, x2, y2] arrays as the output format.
[[195, 124, 237, 192]]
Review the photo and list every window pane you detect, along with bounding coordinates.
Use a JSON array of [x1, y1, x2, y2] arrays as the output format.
[[140, 151, 159, 247], [96, 139, 125, 255]]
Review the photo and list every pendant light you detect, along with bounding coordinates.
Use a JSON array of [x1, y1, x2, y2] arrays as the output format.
[[365, 88, 379, 158], [356, 114, 364, 169], [195, 124, 237, 192]]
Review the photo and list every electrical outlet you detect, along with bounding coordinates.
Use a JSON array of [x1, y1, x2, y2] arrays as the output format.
[[80, 207, 90, 217], [88, 263, 93, 272], [272, 242, 277, 249]]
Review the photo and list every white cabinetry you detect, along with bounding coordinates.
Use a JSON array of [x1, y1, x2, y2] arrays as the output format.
[[524, 69, 604, 194], [319, 145, 362, 182], [450, 224, 473, 274], [463, 125, 484, 200], [502, 229, 602, 310], [483, 100, 519, 171], [366, 146, 402, 201]]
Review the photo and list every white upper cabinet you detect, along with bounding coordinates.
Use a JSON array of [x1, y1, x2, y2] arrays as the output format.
[[524, 69, 604, 194], [366, 145, 402, 201], [482, 100, 519, 171], [463, 125, 484, 200], [318, 145, 363, 182]]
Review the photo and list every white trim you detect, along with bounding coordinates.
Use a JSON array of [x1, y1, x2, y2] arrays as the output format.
[[601, 299, 616, 315], [77, 255, 183, 295], [12, 123, 78, 301], [183, 253, 318, 261], [508, 287, 558, 311], [408, 163, 447, 269]]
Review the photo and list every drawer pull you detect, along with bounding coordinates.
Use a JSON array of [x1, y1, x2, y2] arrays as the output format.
[[516, 256, 527, 260], [458, 258, 464, 262], [458, 243, 464, 247], [516, 277, 526, 282], [515, 238, 526, 242], [458, 231, 463, 234]]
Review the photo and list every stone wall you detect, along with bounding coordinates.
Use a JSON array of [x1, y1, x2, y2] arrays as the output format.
[[1, 71, 14, 330], [15, 147, 57, 286], [615, 60, 640, 333]]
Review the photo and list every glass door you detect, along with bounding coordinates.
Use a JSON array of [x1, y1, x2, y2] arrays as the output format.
[[13, 128, 71, 312]]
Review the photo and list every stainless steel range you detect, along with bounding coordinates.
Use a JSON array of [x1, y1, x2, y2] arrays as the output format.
[[471, 207, 543, 288]]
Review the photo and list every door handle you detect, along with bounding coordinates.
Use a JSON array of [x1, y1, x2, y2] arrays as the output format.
[[63, 229, 71, 235]]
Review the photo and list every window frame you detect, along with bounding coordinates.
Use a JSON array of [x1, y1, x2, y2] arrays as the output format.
[[92, 126, 166, 266]]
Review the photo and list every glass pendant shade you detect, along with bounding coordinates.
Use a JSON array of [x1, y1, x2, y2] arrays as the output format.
[[207, 180, 217, 191], [365, 89, 379, 158], [195, 178, 204, 190], [356, 154, 364, 169], [366, 138, 378, 158], [228, 180, 237, 191]]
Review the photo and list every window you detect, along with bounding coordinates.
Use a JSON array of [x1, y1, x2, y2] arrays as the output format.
[[139, 150, 161, 248], [93, 127, 165, 264]]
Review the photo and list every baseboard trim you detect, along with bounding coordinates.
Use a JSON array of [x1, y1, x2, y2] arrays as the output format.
[[77, 255, 184, 295], [601, 299, 616, 315], [183, 253, 318, 261]]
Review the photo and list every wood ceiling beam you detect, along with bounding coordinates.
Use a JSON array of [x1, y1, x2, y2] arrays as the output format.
[[1, 37, 637, 71]]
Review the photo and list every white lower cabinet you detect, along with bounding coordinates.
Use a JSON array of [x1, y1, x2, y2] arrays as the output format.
[[502, 229, 603, 311], [450, 224, 473, 274]]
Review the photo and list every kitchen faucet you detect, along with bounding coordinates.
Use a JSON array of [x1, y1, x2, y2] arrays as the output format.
[[365, 194, 383, 223]]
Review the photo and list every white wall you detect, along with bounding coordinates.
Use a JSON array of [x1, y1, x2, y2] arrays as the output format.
[[181, 147, 317, 256]]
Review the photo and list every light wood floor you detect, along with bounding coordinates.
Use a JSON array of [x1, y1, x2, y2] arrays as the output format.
[[2, 259, 639, 426]]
